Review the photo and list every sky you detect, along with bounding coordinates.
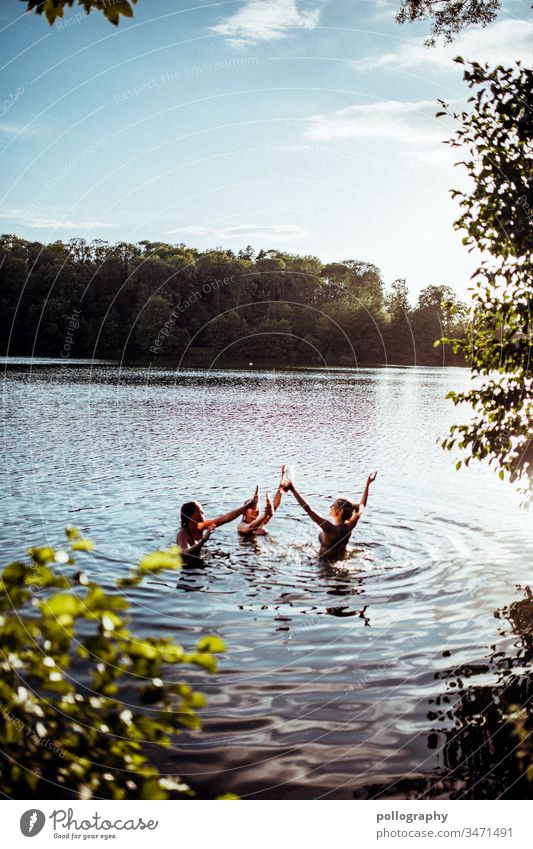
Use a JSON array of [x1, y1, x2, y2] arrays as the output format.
[[0, 0, 531, 299]]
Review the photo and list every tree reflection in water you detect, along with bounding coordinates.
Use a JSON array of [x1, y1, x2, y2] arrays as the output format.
[[368, 586, 532, 800], [427, 586, 533, 799]]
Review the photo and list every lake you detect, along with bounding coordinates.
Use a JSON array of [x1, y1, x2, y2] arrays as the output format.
[[2, 361, 532, 799]]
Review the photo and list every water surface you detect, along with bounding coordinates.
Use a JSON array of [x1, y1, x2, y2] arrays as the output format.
[[2, 363, 532, 798]]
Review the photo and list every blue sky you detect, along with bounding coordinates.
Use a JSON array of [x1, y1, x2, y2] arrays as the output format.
[[0, 0, 531, 298]]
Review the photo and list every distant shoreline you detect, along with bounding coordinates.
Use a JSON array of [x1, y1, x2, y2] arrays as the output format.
[[1, 355, 469, 371]]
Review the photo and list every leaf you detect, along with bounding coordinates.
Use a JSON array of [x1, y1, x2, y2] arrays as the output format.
[[138, 548, 182, 573], [28, 546, 56, 565], [71, 538, 94, 553], [140, 779, 167, 800], [186, 652, 217, 673], [196, 635, 225, 654], [128, 640, 158, 660], [115, 0, 134, 17], [161, 644, 185, 663], [1, 561, 27, 586], [42, 593, 84, 620], [104, 5, 120, 24]]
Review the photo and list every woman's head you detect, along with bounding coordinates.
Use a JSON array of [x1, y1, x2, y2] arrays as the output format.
[[181, 501, 204, 527], [243, 504, 260, 523], [330, 497, 357, 523]]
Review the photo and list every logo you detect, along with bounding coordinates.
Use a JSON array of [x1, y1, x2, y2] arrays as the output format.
[[20, 810, 46, 837]]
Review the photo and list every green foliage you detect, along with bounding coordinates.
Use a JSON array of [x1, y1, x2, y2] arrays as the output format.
[[23, 0, 138, 26], [396, 0, 501, 45], [507, 705, 533, 786], [438, 62, 532, 500], [0, 236, 467, 367], [0, 529, 226, 799]]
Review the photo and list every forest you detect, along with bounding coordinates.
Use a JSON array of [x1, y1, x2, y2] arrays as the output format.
[[0, 235, 467, 366]]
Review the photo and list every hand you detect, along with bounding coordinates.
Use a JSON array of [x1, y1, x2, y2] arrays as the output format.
[[265, 492, 274, 516], [203, 524, 216, 541], [367, 471, 378, 484], [279, 464, 293, 491]]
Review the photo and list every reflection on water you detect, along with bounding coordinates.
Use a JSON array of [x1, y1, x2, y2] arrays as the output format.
[[2, 362, 532, 798], [424, 588, 533, 800]]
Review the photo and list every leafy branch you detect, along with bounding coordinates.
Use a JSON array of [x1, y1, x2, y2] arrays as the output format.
[[22, 0, 138, 26], [0, 527, 230, 798]]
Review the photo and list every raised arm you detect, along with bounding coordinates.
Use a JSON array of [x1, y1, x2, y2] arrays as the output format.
[[287, 482, 334, 531], [360, 471, 377, 509], [272, 465, 286, 512], [202, 491, 257, 529], [241, 469, 286, 535], [238, 493, 273, 535], [346, 472, 377, 527]]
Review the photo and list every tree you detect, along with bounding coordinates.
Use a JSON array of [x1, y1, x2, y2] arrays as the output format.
[[23, 0, 138, 25], [396, 0, 502, 44], [396, 0, 532, 498], [206, 311, 250, 355], [384, 278, 415, 364], [386, 278, 410, 321], [438, 62, 532, 499], [417, 284, 464, 336], [0, 234, 465, 365]]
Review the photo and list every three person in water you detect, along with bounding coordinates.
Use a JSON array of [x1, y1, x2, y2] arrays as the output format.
[[177, 468, 378, 560]]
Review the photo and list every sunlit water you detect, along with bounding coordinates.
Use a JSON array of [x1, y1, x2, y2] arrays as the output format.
[[2, 362, 532, 798]]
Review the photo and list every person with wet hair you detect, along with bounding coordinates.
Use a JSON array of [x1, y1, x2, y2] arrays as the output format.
[[238, 467, 286, 536], [281, 471, 377, 559], [176, 492, 256, 556]]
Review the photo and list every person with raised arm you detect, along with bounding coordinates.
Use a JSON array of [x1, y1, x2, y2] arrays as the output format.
[[238, 467, 286, 536], [177, 491, 257, 556], [282, 471, 378, 559]]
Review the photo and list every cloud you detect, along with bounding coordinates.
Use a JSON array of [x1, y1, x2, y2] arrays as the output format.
[[304, 99, 455, 144], [0, 122, 23, 135], [0, 210, 112, 230], [354, 19, 533, 70], [0, 121, 39, 136], [211, 0, 321, 47], [396, 145, 458, 169], [165, 224, 307, 241]]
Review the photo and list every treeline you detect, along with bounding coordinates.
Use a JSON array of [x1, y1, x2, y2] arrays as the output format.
[[0, 236, 467, 366]]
